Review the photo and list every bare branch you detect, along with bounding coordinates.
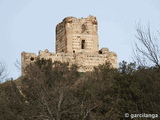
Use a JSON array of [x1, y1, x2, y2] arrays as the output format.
[[15, 59, 21, 70], [0, 60, 7, 83], [133, 23, 160, 67]]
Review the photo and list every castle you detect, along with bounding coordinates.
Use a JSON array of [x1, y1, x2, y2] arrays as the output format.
[[21, 15, 117, 74]]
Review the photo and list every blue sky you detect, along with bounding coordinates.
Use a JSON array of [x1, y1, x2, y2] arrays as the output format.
[[0, 0, 160, 79]]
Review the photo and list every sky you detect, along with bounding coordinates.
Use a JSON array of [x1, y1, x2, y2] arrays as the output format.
[[0, 0, 160, 80]]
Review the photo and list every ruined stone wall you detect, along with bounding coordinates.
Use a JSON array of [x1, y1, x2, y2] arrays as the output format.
[[22, 49, 117, 74], [21, 52, 37, 75], [56, 21, 67, 53]]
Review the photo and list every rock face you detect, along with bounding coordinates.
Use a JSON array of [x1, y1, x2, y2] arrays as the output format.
[[21, 15, 117, 75]]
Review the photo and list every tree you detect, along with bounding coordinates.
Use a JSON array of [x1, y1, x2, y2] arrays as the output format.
[[115, 61, 160, 119], [1, 59, 160, 119], [0, 80, 25, 120], [133, 23, 160, 67], [0, 60, 7, 83], [21, 59, 80, 120]]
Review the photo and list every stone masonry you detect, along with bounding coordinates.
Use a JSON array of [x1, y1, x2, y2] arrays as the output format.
[[21, 15, 117, 74]]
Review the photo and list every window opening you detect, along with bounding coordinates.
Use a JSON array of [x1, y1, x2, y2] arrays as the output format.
[[30, 57, 34, 61], [81, 40, 85, 49], [99, 51, 102, 54]]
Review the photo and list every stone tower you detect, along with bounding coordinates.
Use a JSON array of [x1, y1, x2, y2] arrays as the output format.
[[56, 15, 99, 54], [21, 15, 118, 75]]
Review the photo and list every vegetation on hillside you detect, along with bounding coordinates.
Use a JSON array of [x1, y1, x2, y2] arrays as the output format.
[[0, 58, 160, 120]]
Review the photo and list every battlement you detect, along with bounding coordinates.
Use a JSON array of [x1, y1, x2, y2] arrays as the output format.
[[21, 16, 118, 75]]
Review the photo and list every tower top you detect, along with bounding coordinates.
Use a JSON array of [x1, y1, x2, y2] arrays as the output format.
[[56, 15, 99, 54]]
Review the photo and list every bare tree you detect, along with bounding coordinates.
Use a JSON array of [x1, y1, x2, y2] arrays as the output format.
[[15, 59, 21, 71], [0, 60, 7, 83], [133, 23, 160, 67]]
